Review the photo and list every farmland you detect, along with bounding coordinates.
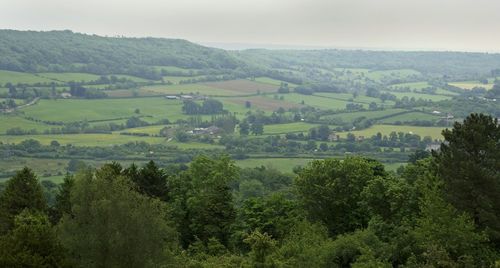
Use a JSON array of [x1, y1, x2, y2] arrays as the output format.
[[0, 43, 498, 178]]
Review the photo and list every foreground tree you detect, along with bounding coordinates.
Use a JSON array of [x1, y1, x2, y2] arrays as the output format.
[[0, 167, 47, 233], [58, 168, 178, 268], [295, 157, 384, 236], [0, 210, 68, 267], [171, 155, 237, 249], [434, 113, 500, 245], [124, 161, 169, 201]]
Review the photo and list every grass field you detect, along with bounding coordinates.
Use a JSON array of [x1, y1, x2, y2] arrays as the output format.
[[315, 92, 395, 105], [222, 95, 302, 112], [276, 93, 357, 110], [382, 91, 452, 101], [137, 84, 242, 97], [380, 112, 440, 124], [235, 157, 315, 173], [321, 108, 408, 122], [37, 72, 101, 83], [0, 115, 54, 133], [448, 81, 495, 90], [252, 77, 297, 87], [0, 70, 57, 85], [203, 79, 279, 94], [337, 124, 446, 140], [390, 81, 431, 90], [22, 97, 187, 123], [0, 133, 224, 149], [118, 125, 167, 135], [263, 122, 319, 134], [366, 69, 421, 81]]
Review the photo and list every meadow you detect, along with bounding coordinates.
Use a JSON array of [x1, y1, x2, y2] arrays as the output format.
[[380, 111, 440, 124], [274, 93, 356, 110], [321, 108, 407, 122], [337, 124, 445, 140], [263, 122, 320, 134], [0, 115, 54, 134], [22, 97, 186, 123], [448, 81, 495, 90], [0, 70, 56, 85]]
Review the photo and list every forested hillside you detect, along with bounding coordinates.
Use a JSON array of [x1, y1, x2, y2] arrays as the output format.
[[0, 30, 246, 78], [1, 30, 500, 81]]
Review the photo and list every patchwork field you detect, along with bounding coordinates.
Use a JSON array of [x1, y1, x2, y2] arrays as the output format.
[[448, 81, 495, 90], [321, 108, 408, 122], [337, 124, 446, 140], [222, 95, 302, 111], [22, 98, 186, 122], [132, 84, 243, 97], [37, 72, 101, 83], [380, 112, 440, 123], [276, 93, 360, 110], [0, 115, 54, 133], [203, 79, 279, 94], [0, 70, 57, 85], [382, 91, 452, 101], [263, 122, 319, 134]]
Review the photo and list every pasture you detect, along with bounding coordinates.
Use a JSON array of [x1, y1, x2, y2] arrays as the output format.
[[37, 72, 101, 83], [138, 83, 242, 97], [22, 97, 187, 123], [203, 79, 279, 94], [0, 133, 224, 149], [0, 115, 54, 134], [235, 157, 316, 173], [448, 81, 495, 90], [263, 122, 319, 134], [0, 70, 57, 85], [382, 91, 452, 101], [321, 108, 408, 122], [276, 93, 358, 110], [252, 77, 297, 87], [222, 95, 301, 112], [337, 124, 446, 140], [380, 112, 440, 124]]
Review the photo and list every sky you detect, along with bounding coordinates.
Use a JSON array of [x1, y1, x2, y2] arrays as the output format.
[[0, 0, 499, 52]]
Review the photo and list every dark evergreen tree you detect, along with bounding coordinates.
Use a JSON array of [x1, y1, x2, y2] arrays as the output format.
[[0, 167, 47, 234], [434, 113, 500, 245]]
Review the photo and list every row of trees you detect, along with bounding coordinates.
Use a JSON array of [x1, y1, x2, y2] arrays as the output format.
[[0, 113, 499, 267]]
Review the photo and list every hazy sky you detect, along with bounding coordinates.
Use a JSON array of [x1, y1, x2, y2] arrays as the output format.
[[1, 0, 499, 52]]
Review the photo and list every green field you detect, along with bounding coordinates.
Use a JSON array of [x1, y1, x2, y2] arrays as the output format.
[[252, 77, 297, 87], [321, 108, 407, 122], [0, 115, 54, 133], [22, 97, 187, 123], [0, 70, 57, 85], [366, 69, 421, 81], [235, 157, 316, 173], [380, 112, 440, 124], [315, 92, 395, 105], [275, 93, 355, 110], [448, 81, 495, 90], [0, 133, 223, 149], [382, 91, 452, 101], [118, 125, 167, 135], [136, 84, 242, 97], [263, 122, 319, 134], [337, 124, 446, 140], [37, 72, 101, 82]]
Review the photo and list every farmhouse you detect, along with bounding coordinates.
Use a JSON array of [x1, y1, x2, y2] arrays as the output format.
[[425, 143, 441, 152], [328, 132, 340, 141], [189, 126, 221, 135]]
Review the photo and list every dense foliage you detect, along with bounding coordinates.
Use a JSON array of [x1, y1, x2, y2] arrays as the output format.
[[0, 113, 499, 267]]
